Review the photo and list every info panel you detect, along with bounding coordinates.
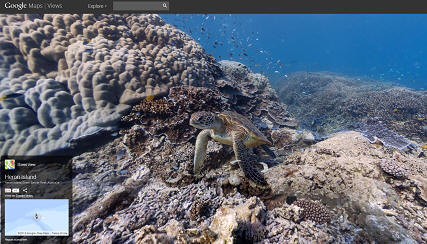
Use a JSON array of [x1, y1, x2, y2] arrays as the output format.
[[1, 156, 72, 243]]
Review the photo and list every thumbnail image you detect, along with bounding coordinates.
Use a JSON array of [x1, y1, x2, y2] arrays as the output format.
[[0, 14, 425, 243], [5, 199, 69, 236]]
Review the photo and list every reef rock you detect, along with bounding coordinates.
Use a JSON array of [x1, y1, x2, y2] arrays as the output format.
[[209, 196, 266, 243], [266, 131, 425, 243]]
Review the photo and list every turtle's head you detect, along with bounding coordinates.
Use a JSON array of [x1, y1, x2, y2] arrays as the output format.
[[190, 111, 222, 130]]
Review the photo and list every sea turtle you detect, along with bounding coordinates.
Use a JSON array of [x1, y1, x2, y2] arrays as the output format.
[[189, 111, 276, 186]]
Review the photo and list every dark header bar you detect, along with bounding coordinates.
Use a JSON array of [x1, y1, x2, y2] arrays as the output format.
[[1, 0, 427, 13]]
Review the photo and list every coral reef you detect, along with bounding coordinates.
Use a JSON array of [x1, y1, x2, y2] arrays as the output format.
[[0, 14, 220, 155], [262, 200, 373, 243], [71, 58, 426, 243], [135, 225, 176, 243], [270, 128, 316, 156], [71, 61, 340, 243], [217, 60, 295, 130], [276, 72, 426, 144], [411, 175, 427, 206], [119, 61, 297, 188], [380, 159, 411, 179], [122, 85, 230, 146], [293, 200, 332, 224], [355, 118, 417, 151], [209, 196, 266, 244], [2, 13, 425, 244], [234, 221, 266, 243], [134, 219, 217, 244], [266, 131, 426, 243]]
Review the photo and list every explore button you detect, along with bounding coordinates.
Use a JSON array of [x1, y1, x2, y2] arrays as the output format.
[[88, 3, 106, 9]]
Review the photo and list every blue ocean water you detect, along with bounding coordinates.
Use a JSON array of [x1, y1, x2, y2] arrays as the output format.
[[161, 14, 427, 90]]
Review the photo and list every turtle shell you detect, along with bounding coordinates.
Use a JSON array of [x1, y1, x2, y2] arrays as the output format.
[[219, 111, 271, 145]]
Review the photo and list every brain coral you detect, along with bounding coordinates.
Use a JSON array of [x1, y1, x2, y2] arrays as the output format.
[[293, 200, 332, 224], [379, 159, 410, 179], [0, 14, 220, 155]]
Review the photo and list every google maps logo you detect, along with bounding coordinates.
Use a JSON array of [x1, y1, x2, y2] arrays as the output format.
[[5, 159, 15, 170]]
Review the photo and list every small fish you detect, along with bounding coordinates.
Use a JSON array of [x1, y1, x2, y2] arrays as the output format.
[[0, 93, 24, 101], [243, 53, 248, 56], [116, 149, 126, 161], [201, 27, 205, 31], [393, 108, 398, 112], [417, 117, 425, 121], [421, 145, 427, 149], [145, 95, 155, 101]]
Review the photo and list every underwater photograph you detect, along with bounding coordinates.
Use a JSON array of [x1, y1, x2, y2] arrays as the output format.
[[0, 14, 426, 243]]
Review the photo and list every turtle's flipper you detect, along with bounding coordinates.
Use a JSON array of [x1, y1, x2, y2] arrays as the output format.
[[261, 144, 276, 158], [193, 129, 211, 176], [232, 132, 268, 186]]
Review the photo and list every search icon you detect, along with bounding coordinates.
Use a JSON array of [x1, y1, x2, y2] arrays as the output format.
[[162, 2, 167, 8]]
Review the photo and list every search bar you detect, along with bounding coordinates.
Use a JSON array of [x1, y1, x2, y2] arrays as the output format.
[[113, 1, 169, 11]]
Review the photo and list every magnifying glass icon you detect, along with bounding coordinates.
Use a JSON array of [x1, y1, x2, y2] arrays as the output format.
[[162, 2, 167, 8]]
